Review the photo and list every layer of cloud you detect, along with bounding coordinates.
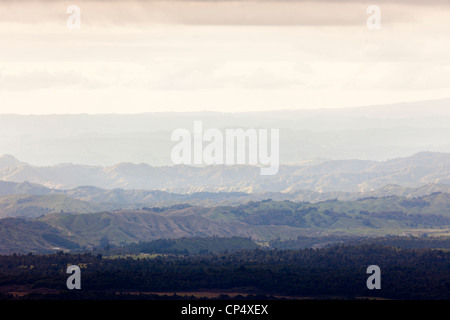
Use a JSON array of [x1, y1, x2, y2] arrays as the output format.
[[0, 0, 449, 114], [0, 0, 449, 27]]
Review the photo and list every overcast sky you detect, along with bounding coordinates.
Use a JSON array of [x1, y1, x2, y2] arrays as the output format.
[[0, 0, 449, 114]]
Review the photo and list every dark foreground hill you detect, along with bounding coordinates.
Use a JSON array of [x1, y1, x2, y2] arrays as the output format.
[[0, 244, 448, 300]]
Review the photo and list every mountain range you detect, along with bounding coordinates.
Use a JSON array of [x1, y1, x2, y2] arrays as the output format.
[[0, 147, 449, 253], [1, 178, 450, 212], [0, 152, 449, 193]]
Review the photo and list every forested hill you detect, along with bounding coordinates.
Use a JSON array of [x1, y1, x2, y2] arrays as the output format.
[[0, 244, 448, 300]]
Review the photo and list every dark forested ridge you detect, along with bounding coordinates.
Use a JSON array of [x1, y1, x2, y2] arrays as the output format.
[[123, 236, 258, 255], [0, 244, 448, 300], [269, 235, 450, 250]]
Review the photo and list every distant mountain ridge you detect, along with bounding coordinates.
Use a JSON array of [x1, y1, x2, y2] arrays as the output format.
[[1, 179, 450, 209], [2, 99, 450, 166], [0, 154, 26, 169], [0, 152, 450, 193]]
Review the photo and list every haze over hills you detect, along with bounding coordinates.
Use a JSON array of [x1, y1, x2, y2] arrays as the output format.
[[0, 98, 450, 167], [0, 99, 449, 253]]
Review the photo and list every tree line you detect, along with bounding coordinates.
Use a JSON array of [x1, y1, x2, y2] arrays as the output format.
[[0, 244, 448, 300]]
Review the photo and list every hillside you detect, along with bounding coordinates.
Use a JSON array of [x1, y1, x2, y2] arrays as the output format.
[[0, 189, 449, 253], [35, 195, 450, 249], [0, 181, 53, 196], [207, 196, 450, 231], [38, 208, 306, 247], [0, 194, 116, 219], [0, 218, 79, 254]]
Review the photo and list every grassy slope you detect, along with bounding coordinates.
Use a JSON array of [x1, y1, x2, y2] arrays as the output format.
[[0, 194, 117, 219], [0, 218, 77, 254]]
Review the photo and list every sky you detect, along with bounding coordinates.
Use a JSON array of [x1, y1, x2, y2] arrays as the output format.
[[0, 0, 449, 114]]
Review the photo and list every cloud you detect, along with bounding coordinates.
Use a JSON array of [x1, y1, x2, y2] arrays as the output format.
[[0, 66, 117, 91], [0, 0, 449, 114], [1, 0, 448, 27], [0, 70, 84, 91]]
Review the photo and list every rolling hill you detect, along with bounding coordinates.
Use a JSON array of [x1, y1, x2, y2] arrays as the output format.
[[0, 218, 79, 254], [0, 194, 116, 219], [38, 208, 307, 247], [36, 194, 450, 248], [1, 191, 449, 254]]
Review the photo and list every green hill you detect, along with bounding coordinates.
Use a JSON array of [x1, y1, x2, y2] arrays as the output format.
[[1, 193, 449, 254], [39, 209, 309, 247], [0, 218, 79, 254], [0, 194, 116, 219], [207, 195, 450, 234]]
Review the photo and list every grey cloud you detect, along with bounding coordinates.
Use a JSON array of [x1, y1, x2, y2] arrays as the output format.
[[1, 0, 448, 27], [0, 70, 97, 91]]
